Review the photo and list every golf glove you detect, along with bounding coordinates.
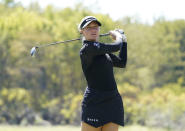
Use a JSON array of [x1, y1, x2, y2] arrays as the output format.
[[109, 29, 127, 43]]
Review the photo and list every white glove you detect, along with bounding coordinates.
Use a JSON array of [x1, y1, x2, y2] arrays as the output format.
[[116, 29, 127, 42], [109, 29, 127, 43]]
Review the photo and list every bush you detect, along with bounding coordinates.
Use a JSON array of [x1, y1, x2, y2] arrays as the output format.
[[0, 87, 32, 124], [118, 82, 185, 131]]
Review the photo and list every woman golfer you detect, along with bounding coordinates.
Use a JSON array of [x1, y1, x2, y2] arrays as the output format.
[[79, 16, 127, 131]]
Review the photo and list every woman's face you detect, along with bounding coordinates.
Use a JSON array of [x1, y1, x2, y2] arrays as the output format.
[[81, 21, 100, 42]]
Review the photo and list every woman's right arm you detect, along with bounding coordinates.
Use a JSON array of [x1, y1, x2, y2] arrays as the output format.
[[80, 41, 122, 57]]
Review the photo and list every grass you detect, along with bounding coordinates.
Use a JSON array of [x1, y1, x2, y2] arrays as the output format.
[[0, 125, 168, 131]]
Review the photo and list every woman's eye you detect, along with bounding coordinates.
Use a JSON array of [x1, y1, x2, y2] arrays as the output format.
[[87, 26, 99, 30]]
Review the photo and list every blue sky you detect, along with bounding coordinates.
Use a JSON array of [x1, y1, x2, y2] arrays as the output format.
[[15, 0, 185, 24]]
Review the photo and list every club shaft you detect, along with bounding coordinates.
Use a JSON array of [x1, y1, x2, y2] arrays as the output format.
[[38, 38, 81, 48], [37, 33, 110, 48]]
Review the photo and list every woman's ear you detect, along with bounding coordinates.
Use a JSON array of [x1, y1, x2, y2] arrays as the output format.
[[80, 30, 83, 34]]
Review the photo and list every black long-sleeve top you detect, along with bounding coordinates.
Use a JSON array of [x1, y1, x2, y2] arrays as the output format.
[[80, 40, 127, 91]]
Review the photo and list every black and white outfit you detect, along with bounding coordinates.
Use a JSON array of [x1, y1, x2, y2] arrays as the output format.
[[80, 39, 127, 128]]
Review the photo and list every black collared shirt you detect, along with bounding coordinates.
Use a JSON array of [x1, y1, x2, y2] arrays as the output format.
[[80, 40, 127, 91]]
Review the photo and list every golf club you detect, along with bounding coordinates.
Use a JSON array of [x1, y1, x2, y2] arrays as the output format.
[[30, 30, 124, 57]]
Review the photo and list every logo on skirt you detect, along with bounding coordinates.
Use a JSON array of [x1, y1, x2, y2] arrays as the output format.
[[87, 117, 99, 122]]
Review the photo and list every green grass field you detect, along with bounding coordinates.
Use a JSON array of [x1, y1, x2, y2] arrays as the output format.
[[0, 125, 168, 131]]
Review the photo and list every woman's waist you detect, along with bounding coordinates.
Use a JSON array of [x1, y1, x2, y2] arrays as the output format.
[[87, 81, 117, 91], [82, 87, 121, 106], [83, 86, 119, 98]]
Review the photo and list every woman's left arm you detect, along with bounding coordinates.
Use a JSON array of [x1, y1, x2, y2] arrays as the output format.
[[108, 41, 127, 68]]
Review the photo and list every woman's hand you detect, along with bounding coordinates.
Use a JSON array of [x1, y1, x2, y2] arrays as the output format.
[[109, 29, 127, 43], [109, 30, 117, 40]]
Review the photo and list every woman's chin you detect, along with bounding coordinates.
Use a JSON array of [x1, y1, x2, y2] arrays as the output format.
[[89, 37, 99, 41]]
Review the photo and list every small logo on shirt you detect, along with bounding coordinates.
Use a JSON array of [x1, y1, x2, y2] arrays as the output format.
[[93, 42, 100, 49], [87, 117, 99, 122]]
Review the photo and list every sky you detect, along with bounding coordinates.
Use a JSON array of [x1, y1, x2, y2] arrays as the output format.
[[14, 0, 185, 24]]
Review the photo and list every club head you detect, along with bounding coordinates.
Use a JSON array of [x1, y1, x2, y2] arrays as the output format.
[[30, 46, 38, 57]]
